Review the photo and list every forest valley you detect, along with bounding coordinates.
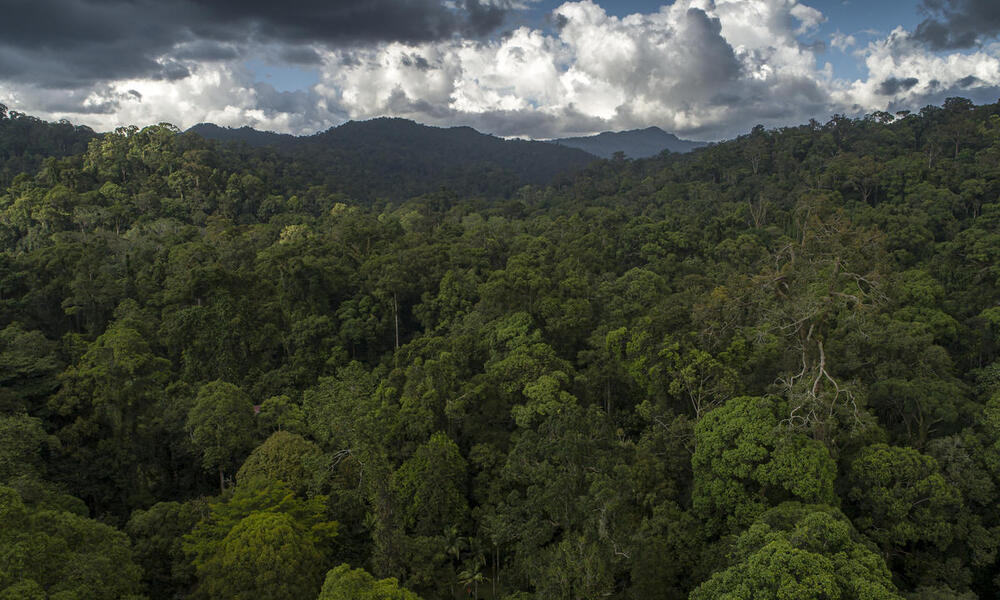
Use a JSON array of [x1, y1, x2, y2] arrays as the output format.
[[2, 97, 1000, 600]]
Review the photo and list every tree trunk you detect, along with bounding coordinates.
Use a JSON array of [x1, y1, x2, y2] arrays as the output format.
[[393, 292, 400, 350]]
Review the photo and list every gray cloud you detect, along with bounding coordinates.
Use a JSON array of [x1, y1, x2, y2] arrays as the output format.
[[188, 0, 511, 44], [277, 47, 324, 66], [0, 0, 519, 90], [886, 84, 1000, 113], [172, 41, 243, 62], [877, 77, 920, 95], [913, 0, 1000, 49], [957, 74, 983, 87], [11, 0, 1000, 143]]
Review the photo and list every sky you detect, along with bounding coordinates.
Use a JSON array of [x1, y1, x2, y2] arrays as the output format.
[[1, 0, 1000, 140]]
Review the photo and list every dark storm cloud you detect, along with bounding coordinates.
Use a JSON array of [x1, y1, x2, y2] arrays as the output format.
[[188, 0, 510, 44], [0, 0, 196, 88], [0, 0, 517, 89], [172, 41, 242, 62], [913, 0, 1000, 49], [877, 77, 920, 95]]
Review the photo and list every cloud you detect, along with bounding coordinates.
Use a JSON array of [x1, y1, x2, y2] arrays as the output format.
[[876, 76, 920, 95], [0, 63, 335, 135], [5, 0, 1000, 141], [913, 0, 1000, 50], [790, 3, 826, 35], [0, 0, 527, 90], [833, 27, 1000, 111], [309, 0, 834, 139], [830, 31, 856, 52], [0, 0, 199, 88]]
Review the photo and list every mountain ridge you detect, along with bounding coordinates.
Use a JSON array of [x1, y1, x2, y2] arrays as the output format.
[[550, 126, 707, 159], [186, 117, 598, 201]]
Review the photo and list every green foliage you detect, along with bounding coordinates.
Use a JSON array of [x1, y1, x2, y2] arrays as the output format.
[[0, 413, 52, 481], [690, 503, 903, 600], [692, 396, 837, 533], [847, 444, 962, 552], [0, 484, 146, 599], [391, 432, 468, 537], [2, 100, 1000, 598], [126, 500, 206, 600], [49, 322, 173, 512], [196, 511, 327, 600], [844, 443, 982, 590], [0, 324, 62, 412], [317, 564, 423, 600], [183, 480, 337, 599], [187, 380, 256, 490], [236, 430, 322, 493]]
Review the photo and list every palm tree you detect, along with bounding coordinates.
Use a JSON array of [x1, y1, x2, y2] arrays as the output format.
[[458, 553, 487, 599]]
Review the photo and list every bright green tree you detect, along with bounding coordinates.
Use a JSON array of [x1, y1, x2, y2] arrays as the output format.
[[692, 396, 837, 533], [690, 503, 903, 600], [236, 430, 322, 493], [317, 564, 423, 600], [184, 481, 337, 600], [196, 511, 327, 600]]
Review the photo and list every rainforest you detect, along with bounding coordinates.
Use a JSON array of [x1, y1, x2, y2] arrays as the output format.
[[2, 98, 1000, 600]]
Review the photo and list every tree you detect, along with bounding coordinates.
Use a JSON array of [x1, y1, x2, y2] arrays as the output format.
[[236, 431, 322, 493], [0, 413, 51, 482], [690, 503, 903, 600], [391, 432, 468, 537], [692, 396, 837, 534], [184, 480, 337, 599], [49, 322, 172, 513], [0, 323, 62, 413], [256, 394, 307, 435], [126, 500, 205, 600], [317, 564, 423, 600], [195, 511, 327, 600], [941, 97, 976, 159], [0, 484, 146, 600], [846, 443, 970, 590], [187, 380, 256, 493]]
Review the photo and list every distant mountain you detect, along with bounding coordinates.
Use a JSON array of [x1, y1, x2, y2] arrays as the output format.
[[186, 123, 296, 147], [186, 117, 597, 201], [550, 126, 707, 159]]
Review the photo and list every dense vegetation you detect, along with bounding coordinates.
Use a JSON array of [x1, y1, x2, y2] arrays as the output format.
[[2, 97, 1000, 599], [0, 105, 97, 189]]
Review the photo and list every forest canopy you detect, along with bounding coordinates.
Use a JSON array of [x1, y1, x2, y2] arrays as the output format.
[[2, 98, 1000, 599]]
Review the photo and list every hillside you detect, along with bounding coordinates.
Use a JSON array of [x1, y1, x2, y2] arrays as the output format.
[[551, 125, 707, 158], [186, 123, 296, 147], [0, 104, 98, 187], [187, 117, 597, 201], [2, 99, 1000, 600]]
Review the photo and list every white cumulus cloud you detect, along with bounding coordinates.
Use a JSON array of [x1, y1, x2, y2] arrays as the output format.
[[3, 0, 1000, 140]]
